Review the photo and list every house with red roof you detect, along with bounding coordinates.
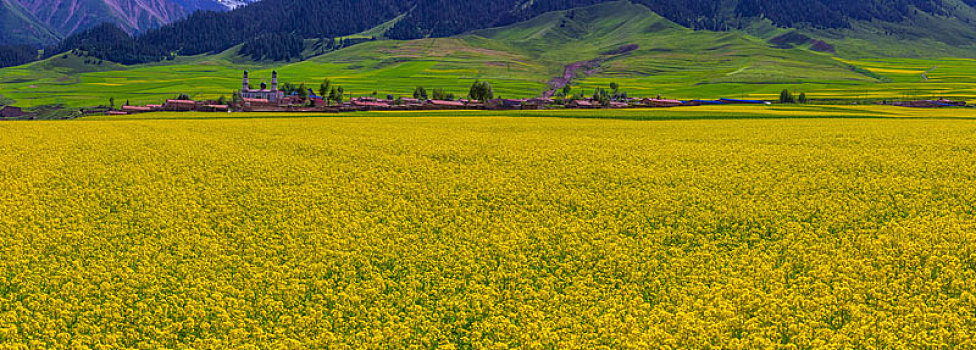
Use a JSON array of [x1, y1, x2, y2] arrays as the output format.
[[163, 100, 198, 111], [429, 100, 466, 108], [568, 100, 596, 108], [1, 106, 26, 118]]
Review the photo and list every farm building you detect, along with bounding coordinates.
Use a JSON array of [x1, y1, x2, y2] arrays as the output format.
[[1, 106, 25, 118], [399, 98, 423, 106], [568, 100, 596, 108], [685, 100, 725, 106], [352, 100, 391, 109], [643, 98, 684, 107], [487, 99, 525, 110], [201, 105, 230, 112], [463, 100, 485, 108], [893, 99, 967, 108], [429, 100, 466, 108], [720, 98, 771, 105], [163, 100, 198, 111], [122, 106, 153, 113], [522, 98, 554, 110]]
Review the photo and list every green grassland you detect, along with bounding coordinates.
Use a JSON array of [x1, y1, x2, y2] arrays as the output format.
[[78, 105, 976, 122], [4, 1, 976, 108]]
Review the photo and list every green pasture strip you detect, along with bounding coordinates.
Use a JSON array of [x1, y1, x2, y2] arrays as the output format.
[[77, 105, 976, 122]]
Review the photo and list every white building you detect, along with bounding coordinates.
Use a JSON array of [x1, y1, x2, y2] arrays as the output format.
[[240, 70, 284, 102]]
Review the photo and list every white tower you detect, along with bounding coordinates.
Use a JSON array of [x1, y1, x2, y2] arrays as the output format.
[[271, 70, 278, 91]]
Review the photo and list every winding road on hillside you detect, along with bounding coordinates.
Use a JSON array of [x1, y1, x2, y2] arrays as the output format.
[[922, 66, 937, 81], [544, 59, 603, 98], [543, 44, 640, 98]]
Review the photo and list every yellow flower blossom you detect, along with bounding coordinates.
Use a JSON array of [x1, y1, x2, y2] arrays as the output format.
[[0, 116, 973, 348]]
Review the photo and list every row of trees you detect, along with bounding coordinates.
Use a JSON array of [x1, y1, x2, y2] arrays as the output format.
[[239, 35, 380, 62], [44, 24, 171, 64], [0, 45, 39, 68], [560, 82, 629, 106], [412, 87, 458, 101], [308, 37, 376, 56], [39, 0, 408, 65], [779, 89, 808, 104], [140, 0, 409, 58], [409, 81, 495, 101], [239, 33, 305, 61], [318, 79, 346, 105], [735, 0, 947, 29], [172, 81, 812, 109]]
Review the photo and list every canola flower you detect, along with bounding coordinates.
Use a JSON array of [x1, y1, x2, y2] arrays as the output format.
[[0, 117, 974, 348]]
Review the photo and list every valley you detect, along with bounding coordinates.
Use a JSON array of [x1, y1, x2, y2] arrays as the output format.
[[2, 1, 976, 110]]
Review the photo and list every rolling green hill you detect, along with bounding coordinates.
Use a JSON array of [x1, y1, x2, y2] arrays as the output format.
[[3, 1, 976, 108]]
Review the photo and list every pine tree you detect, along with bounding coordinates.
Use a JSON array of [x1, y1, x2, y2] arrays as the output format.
[[414, 86, 428, 100], [779, 89, 796, 104], [328, 88, 338, 105], [318, 79, 332, 98], [593, 88, 610, 106], [468, 81, 494, 101], [432, 88, 449, 100]]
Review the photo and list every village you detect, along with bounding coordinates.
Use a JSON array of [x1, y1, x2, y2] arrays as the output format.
[[101, 70, 968, 116]]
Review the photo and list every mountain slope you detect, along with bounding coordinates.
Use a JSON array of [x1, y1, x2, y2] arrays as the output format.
[[469, 1, 874, 96], [52, 0, 976, 67], [0, 1, 932, 107], [14, 0, 226, 38], [0, 0, 61, 46], [170, 0, 227, 13], [212, 0, 258, 10]]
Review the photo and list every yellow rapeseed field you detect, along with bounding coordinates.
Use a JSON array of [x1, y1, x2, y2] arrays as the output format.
[[1, 116, 975, 349]]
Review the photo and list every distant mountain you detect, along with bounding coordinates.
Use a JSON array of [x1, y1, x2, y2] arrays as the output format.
[[386, 0, 976, 41], [0, 0, 60, 46], [213, 0, 259, 10], [170, 0, 227, 13], [38, 0, 976, 65], [13, 0, 227, 39]]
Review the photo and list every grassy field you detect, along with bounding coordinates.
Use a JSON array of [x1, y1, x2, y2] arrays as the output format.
[[1, 114, 974, 348], [4, 1, 976, 109], [82, 104, 976, 122]]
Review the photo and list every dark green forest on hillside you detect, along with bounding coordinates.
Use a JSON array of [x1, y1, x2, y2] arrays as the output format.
[[0, 45, 38, 67]]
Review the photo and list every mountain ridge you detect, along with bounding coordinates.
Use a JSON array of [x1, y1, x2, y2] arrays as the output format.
[[212, 0, 259, 10], [62, 0, 976, 64], [0, 0, 61, 46], [9, 0, 229, 45]]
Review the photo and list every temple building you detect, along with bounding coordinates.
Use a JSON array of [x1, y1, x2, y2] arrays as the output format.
[[240, 70, 284, 102]]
